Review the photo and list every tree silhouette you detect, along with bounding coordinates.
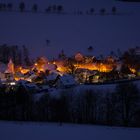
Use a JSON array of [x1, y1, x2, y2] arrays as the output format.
[[117, 48, 122, 59], [32, 4, 38, 12], [112, 6, 117, 15], [66, 58, 76, 75], [57, 5, 63, 13], [115, 83, 140, 126], [0, 3, 2, 11], [46, 39, 50, 46], [58, 49, 66, 60], [120, 64, 132, 75], [100, 8, 106, 15], [2, 3, 6, 11], [88, 46, 93, 52], [19, 2, 25, 12], [22, 45, 31, 66], [90, 8, 94, 15], [45, 6, 52, 13], [7, 3, 13, 11], [52, 5, 57, 13], [122, 48, 140, 71], [110, 50, 116, 58]]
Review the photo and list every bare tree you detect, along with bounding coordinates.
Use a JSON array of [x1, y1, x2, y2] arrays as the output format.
[[7, 3, 13, 11], [112, 6, 117, 15], [88, 46, 93, 52], [45, 6, 52, 13], [90, 8, 94, 15], [115, 82, 140, 126], [57, 5, 63, 13], [100, 8, 106, 15], [32, 4, 38, 12], [52, 5, 57, 13], [19, 2, 25, 12]]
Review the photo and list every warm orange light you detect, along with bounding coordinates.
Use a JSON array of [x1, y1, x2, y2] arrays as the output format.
[[20, 69, 30, 74], [74, 63, 113, 72], [14, 77, 25, 81], [129, 68, 136, 74], [53, 61, 56, 64], [57, 66, 67, 73], [14, 77, 20, 81]]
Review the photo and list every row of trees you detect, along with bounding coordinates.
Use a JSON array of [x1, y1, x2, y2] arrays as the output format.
[[0, 82, 140, 127], [122, 47, 140, 71], [0, 2, 64, 14], [0, 44, 31, 66], [0, 2, 118, 15], [77, 6, 117, 15]]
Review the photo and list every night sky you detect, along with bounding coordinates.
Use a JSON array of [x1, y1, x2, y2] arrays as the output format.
[[0, 0, 140, 59]]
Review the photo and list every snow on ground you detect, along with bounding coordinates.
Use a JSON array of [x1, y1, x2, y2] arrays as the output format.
[[35, 79, 140, 100], [76, 84, 116, 93], [73, 79, 140, 96], [0, 1, 140, 59], [0, 121, 140, 140]]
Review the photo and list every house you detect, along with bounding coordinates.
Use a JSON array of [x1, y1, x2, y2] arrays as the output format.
[[46, 72, 60, 87], [56, 74, 77, 88], [17, 80, 39, 93], [3, 59, 15, 82]]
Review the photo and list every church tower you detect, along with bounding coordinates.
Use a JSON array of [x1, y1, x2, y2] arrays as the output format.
[[6, 59, 15, 74]]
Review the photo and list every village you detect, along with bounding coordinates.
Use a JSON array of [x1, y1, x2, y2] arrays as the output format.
[[0, 46, 139, 94]]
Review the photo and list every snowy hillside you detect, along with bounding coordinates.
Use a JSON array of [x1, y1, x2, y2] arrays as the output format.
[[0, 121, 140, 140], [47, 79, 140, 105], [0, 0, 140, 59]]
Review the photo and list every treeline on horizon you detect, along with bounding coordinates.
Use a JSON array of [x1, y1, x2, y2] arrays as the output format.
[[0, 44, 140, 73], [0, 44, 32, 66], [0, 2, 121, 16], [0, 81, 140, 127]]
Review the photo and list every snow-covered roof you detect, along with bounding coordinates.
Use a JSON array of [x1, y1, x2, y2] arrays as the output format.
[[28, 74, 38, 80], [59, 74, 76, 86], [17, 80, 39, 91], [15, 72, 24, 77], [47, 72, 59, 81], [17, 80, 29, 88], [44, 64, 57, 71], [26, 83, 39, 90], [4, 69, 11, 74]]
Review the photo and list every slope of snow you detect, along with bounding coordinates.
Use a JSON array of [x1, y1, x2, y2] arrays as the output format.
[[0, 0, 140, 59], [0, 121, 139, 140], [74, 79, 140, 95]]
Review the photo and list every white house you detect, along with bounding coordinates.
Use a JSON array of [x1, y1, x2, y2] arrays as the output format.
[[56, 74, 77, 88]]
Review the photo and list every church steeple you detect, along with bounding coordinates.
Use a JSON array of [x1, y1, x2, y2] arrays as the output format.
[[6, 59, 15, 74]]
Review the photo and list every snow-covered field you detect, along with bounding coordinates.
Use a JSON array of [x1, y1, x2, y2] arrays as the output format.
[[0, 1, 140, 59], [0, 121, 140, 140]]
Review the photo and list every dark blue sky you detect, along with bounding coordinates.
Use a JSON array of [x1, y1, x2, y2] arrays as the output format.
[[0, 0, 140, 59]]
